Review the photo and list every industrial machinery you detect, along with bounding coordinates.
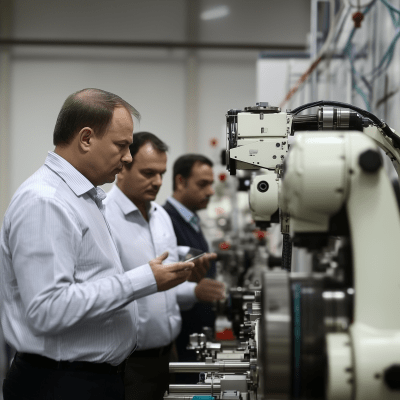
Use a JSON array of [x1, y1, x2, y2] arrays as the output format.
[[164, 101, 400, 400], [166, 290, 261, 400]]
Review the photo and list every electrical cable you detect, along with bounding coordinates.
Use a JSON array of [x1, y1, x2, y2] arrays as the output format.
[[366, 1, 400, 81], [341, 0, 377, 110], [380, 0, 400, 14], [348, 0, 400, 108], [354, 86, 372, 110], [330, 5, 353, 58], [347, 0, 400, 81], [289, 100, 400, 147], [284, 0, 376, 111], [321, 2, 353, 95], [315, 0, 348, 60], [279, 57, 323, 108], [382, 0, 400, 26], [344, 0, 377, 7], [344, 42, 372, 110], [281, 0, 400, 112], [337, 2, 354, 37], [279, 0, 347, 108], [369, 29, 400, 79]]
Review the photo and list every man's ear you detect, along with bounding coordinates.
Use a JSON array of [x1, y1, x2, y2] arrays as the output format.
[[175, 174, 186, 190], [78, 127, 94, 152]]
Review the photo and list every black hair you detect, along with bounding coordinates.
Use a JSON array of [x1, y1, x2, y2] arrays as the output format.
[[53, 88, 140, 146], [126, 132, 169, 168], [173, 154, 213, 191]]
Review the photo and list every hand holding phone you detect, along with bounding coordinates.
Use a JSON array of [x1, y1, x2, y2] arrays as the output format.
[[185, 252, 206, 263]]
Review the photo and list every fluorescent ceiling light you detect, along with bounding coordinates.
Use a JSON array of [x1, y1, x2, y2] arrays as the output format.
[[201, 5, 230, 20]]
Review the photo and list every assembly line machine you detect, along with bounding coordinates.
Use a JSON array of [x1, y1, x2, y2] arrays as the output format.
[[163, 101, 400, 400]]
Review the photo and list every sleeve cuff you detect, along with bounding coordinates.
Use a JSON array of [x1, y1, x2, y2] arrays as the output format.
[[176, 281, 197, 311], [125, 263, 158, 300]]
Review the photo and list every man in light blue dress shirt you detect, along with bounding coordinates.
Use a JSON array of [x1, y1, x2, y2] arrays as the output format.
[[105, 132, 225, 400], [0, 89, 196, 400]]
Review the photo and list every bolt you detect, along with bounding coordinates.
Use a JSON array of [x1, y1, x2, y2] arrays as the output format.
[[257, 181, 269, 193], [359, 149, 382, 173], [384, 365, 400, 390]]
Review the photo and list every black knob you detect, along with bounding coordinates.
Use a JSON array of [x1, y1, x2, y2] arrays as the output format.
[[384, 365, 400, 390], [257, 180, 269, 193], [358, 149, 382, 173]]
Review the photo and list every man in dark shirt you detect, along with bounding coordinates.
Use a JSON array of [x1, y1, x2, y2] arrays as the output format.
[[163, 154, 217, 383]]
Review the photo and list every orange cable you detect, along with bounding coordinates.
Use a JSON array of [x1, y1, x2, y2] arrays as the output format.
[[279, 56, 323, 109]]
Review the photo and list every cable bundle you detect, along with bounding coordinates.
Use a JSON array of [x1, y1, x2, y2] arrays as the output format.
[[280, 0, 400, 113]]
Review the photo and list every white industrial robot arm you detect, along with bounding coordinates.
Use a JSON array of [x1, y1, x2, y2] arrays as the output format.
[[226, 101, 400, 400], [164, 101, 400, 400], [282, 130, 400, 400], [226, 101, 400, 230], [363, 124, 400, 176]]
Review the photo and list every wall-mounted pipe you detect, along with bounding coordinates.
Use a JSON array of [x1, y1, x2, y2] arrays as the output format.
[[0, 38, 306, 51]]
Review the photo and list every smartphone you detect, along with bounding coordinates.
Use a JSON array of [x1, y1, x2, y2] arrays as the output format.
[[185, 252, 206, 263]]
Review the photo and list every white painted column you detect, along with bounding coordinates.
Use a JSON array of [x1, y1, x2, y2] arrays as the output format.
[[0, 0, 12, 221], [0, 2, 13, 392]]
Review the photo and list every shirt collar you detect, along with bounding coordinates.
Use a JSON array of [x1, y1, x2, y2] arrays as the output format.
[[109, 185, 157, 217], [45, 151, 96, 197], [167, 196, 198, 225]]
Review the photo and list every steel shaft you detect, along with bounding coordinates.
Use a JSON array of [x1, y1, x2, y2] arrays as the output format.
[[169, 361, 249, 373], [168, 384, 221, 394]]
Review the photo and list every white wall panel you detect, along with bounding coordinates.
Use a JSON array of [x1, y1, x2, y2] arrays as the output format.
[[10, 57, 186, 203], [13, 0, 186, 41], [199, 0, 310, 46], [197, 59, 256, 159]]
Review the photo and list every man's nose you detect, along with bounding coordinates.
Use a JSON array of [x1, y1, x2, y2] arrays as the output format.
[[154, 174, 163, 186], [122, 150, 132, 164]]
